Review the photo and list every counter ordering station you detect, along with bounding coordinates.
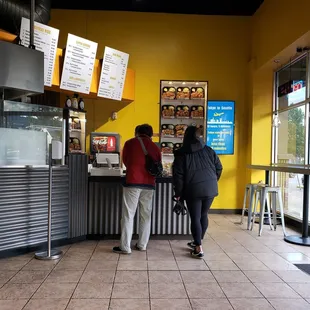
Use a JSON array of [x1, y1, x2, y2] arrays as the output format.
[[87, 131, 190, 238], [1, 125, 190, 257]]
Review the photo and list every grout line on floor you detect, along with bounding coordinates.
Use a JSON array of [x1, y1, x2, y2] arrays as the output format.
[[21, 244, 73, 310], [169, 240, 193, 310], [64, 241, 99, 310], [146, 247, 152, 310], [108, 242, 120, 310]]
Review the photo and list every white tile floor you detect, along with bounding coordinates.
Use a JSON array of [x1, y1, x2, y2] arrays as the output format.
[[1, 215, 310, 309]]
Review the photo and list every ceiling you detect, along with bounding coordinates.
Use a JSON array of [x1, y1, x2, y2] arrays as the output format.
[[51, 0, 264, 16]]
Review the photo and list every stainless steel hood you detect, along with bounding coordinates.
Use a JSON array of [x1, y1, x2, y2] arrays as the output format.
[[0, 40, 44, 100]]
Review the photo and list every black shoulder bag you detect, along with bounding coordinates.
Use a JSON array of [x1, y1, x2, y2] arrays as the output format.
[[137, 137, 163, 177]]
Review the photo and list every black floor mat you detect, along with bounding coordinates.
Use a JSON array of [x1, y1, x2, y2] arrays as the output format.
[[294, 264, 310, 275]]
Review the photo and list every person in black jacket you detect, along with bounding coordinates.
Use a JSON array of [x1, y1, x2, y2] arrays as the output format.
[[173, 126, 223, 258]]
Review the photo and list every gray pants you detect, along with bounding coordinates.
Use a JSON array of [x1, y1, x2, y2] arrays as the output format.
[[120, 187, 154, 253]]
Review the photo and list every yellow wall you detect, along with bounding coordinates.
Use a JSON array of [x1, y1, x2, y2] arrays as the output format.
[[50, 10, 251, 210], [250, 0, 310, 182]]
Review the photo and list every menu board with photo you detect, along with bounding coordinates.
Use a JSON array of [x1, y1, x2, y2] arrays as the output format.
[[20, 17, 59, 87], [60, 34, 98, 94], [97, 47, 129, 101]]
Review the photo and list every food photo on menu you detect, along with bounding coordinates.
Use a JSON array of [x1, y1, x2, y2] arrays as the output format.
[[162, 87, 176, 99], [161, 124, 175, 137], [190, 87, 204, 99], [175, 124, 187, 137], [176, 87, 190, 99], [161, 142, 174, 154], [191, 106, 204, 119], [176, 105, 190, 118], [162, 105, 175, 118]]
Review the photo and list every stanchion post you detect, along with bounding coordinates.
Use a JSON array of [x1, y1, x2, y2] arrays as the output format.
[[35, 142, 63, 260]]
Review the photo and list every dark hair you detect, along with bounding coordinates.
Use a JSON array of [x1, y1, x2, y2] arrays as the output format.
[[183, 126, 199, 148], [137, 124, 153, 138], [134, 125, 140, 136]]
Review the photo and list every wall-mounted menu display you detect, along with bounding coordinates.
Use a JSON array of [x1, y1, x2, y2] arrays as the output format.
[[97, 47, 129, 101], [20, 17, 59, 87], [60, 34, 98, 94], [206, 100, 235, 155], [160, 80, 208, 176]]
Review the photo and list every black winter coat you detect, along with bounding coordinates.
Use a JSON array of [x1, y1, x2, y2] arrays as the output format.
[[172, 142, 223, 199]]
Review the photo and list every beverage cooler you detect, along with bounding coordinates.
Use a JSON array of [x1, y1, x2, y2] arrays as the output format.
[[63, 107, 86, 159]]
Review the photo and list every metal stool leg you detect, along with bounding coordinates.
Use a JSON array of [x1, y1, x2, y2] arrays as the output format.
[[259, 188, 266, 236], [266, 192, 274, 231], [251, 189, 260, 231], [277, 190, 288, 237], [247, 186, 255, 230], [271, 192, 277, 231], [241, 186, 249, 225]]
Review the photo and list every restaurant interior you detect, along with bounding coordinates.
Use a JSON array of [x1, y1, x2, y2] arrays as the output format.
[[2, 0, 310, 309]]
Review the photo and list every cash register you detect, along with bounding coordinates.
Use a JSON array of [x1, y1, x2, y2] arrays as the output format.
[[90, 153, 122, 176]]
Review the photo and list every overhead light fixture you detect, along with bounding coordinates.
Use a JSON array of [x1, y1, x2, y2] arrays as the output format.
[[182, 82, 186, 85]]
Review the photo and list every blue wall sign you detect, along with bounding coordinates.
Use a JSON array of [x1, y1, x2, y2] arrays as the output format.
[[206, 100, 235, 155]]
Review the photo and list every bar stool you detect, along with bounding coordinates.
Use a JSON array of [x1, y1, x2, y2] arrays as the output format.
[[251, 185, 287, 237], [241, 182, 263, 230]]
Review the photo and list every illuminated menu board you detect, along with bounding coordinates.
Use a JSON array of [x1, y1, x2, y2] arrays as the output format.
[[206, 100, 235, 155]]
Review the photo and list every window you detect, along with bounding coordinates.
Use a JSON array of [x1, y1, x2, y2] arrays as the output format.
[[276, 56, 307, 111], [272, 54, 309, 221]]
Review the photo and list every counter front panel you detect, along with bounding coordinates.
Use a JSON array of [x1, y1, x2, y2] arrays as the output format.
[[0, 167, 69, 252], [88, 177, 191, 236]]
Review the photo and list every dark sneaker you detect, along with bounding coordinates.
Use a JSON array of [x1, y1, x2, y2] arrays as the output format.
[[112, 246, 131, 254], [191, 250, 204, 259], [187, 241, 196, 250], [134, 244, 146, 251]]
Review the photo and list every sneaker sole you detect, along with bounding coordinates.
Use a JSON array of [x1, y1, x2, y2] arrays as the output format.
[[191, 253, 204, 259], [113, 249, 131, 255], [134, 245, 146, 251]]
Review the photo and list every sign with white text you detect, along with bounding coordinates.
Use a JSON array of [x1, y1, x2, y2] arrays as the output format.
[[97, 47, 129, 101], [20, 17, 59, 87], [206, 100, 235, 155], [60, 34, 98, 94]]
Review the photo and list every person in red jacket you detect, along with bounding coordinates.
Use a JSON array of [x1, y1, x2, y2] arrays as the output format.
[[113, 124, 161, 254]]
